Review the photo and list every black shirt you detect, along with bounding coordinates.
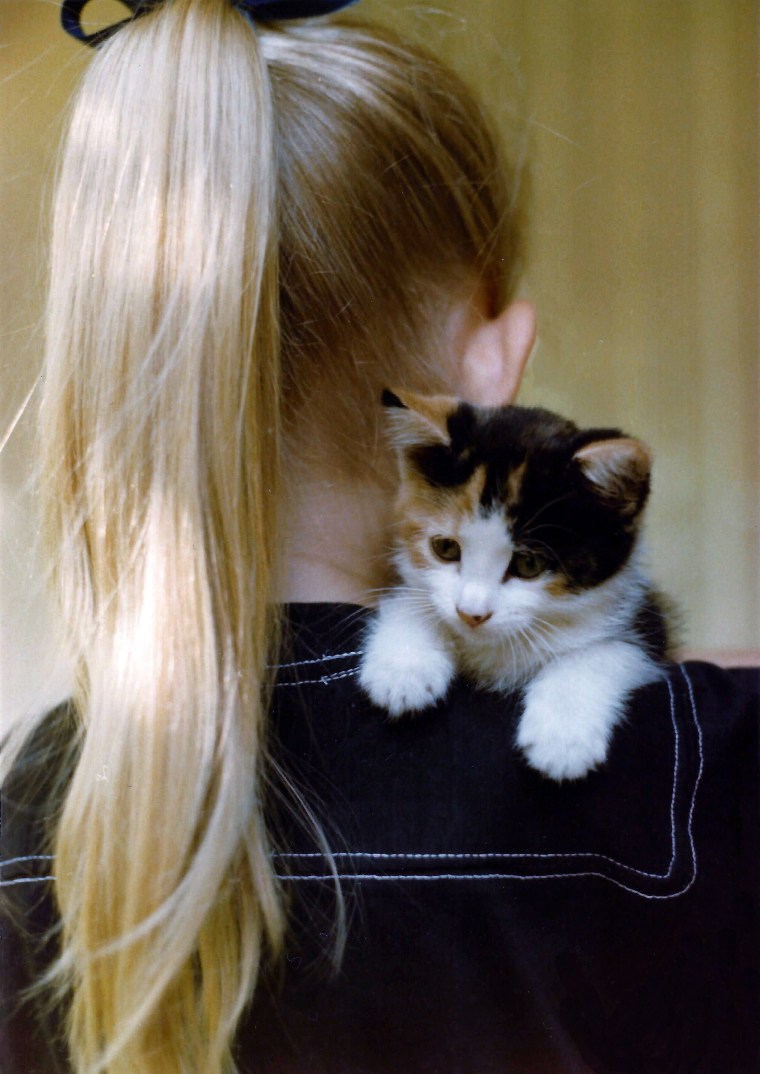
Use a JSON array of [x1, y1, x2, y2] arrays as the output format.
[[2, 603, 759, 1073]]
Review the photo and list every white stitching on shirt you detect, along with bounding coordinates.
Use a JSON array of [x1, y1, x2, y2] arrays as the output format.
[[0, 874, 56, 888], [678, 664, 705, 889], [0, 854, 56, 888], [275, 667, 705, 897], [277, 675, 681, 877], [275, 667, 360, 687], [274, 870, 694, 897], [273, 651, 363, 670], [0, 854, 54, 867], [0, 667, 705, 895]]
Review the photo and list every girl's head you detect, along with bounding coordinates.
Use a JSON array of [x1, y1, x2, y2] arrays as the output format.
[[30, 2, 527, 1071], [265, 19, 525, 451]]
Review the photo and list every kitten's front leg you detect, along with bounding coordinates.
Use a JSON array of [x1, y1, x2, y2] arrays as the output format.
[[515, 641, 664, 780], [360, 590, 455, 717]]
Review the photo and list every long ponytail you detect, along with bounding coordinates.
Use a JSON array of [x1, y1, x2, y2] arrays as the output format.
[[39, 1, 283, 1069], [5, 4, 528, 1070]]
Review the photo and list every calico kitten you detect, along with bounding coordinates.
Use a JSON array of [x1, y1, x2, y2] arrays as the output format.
[[359, 389, 670, 781]]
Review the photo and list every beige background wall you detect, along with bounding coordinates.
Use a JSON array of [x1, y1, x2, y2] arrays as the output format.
[[364, 0, 760, 657], [1, 1, 758, 720]]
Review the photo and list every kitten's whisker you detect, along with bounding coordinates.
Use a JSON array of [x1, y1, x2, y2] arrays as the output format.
[[529, 616, 563, 641], [521, 523, 576, 538], [517, 533, 572, 571], [519, 625, 554, 670], [364, 585, 428, 600], [499, 630, 521, 685], [331, 606, 373, 636], [518, 491, 575, 534], [518, 534, 561, 553], [518, 617, 561, 662], [519, 528, 579, 561]]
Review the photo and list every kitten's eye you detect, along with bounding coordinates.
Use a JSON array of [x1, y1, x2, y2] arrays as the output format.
[[508, 550, 548, 580], [430, 536, 461, 563]]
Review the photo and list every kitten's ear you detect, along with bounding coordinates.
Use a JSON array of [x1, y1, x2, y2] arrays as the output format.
[[381, 388, 457, 448], [574, 437, 652, 517]]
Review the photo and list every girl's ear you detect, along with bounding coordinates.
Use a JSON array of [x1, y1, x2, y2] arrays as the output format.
[[457, 298, 536, 407]]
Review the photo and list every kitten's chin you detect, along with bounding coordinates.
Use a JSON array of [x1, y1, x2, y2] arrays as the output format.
[[449, 617, 500, 643], [450, 616, 536, 653], [440, 613, 478, 641]]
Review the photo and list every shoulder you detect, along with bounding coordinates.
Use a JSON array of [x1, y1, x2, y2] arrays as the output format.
[[2, 703, 78, 886], [252, 631, 760, 1073], [676, 658, 759, 737], [273, 608, 759, 894], [1, 705, 75, 1074]]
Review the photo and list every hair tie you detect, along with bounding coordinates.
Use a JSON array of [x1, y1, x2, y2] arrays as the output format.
[[61, 0, 360, 47]]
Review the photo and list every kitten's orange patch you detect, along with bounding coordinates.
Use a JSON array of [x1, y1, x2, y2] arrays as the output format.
[[397, 463, 486, 520], [385, 388, 459, 447], [411, 466, 485, 515], [545, 574, 573, 598], [450, 464, 487, 518], [396, 473, 448, 517], [396, 511, 440, 571], [505, 460, 526, 508], [396, 470, 491, 572]]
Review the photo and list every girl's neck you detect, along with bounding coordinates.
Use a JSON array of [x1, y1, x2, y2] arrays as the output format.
[[278, 465, 394, 607]]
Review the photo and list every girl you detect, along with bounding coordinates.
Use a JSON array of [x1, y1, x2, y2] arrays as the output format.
[[2, 2, 758, 1072]]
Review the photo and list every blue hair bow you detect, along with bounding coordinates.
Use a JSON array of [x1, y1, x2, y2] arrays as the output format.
[[62, 0, 360, 47]]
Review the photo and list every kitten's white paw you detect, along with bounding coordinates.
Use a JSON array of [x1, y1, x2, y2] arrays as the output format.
[[515, 642, 659, 780], [516, 700, 610, 781], [359, 644, 454, 717]]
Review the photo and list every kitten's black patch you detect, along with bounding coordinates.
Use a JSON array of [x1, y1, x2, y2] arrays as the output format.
[[408, 405, 570, 492], [633, 588, 677, 658], [408, 441, 479, 489], [381, 388, 404, 409], [510, 425, 647, 589], [406, 404, 479, 488]]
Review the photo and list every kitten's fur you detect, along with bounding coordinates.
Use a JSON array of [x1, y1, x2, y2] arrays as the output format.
[[360, 390, 670, 781]]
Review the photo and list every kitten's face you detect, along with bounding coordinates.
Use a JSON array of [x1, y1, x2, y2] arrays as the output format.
[[383, 390, 651, 642]]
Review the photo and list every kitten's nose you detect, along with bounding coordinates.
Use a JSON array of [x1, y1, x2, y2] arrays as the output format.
[[457, 608, 493, 629]]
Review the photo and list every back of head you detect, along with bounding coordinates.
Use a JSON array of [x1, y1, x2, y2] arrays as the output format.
[[25, 3, 525, 1071], [264, 20, 524, 449]]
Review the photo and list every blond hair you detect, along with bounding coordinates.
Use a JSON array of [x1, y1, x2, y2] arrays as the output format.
[[4, 2, 523, 1071]]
